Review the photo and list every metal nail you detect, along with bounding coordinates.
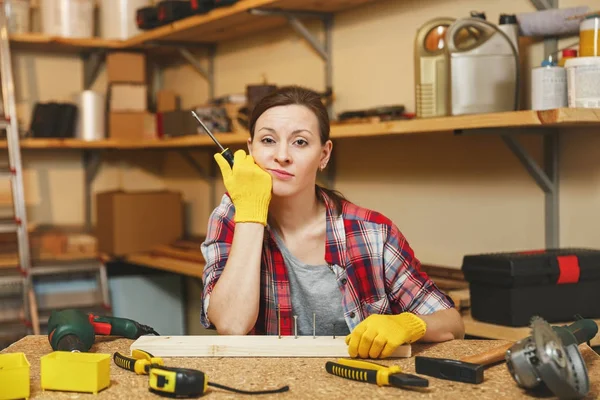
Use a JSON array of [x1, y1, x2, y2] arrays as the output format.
[[294, 315, 298, 338], [333, 323, 336, 339], [313, 313, 316, 339], [278, 310, 282, 339]]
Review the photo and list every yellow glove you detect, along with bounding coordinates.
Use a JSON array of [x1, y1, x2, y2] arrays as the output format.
[[214, 149, 272, 225], [345, 312, 426, 359]]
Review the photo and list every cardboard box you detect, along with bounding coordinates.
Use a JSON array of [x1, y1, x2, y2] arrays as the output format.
[[106, 52, 146, 84], [96, 190, 183, 256], [109, 112, 156, 140], [109, 84, 148, 112], [157, 90, 179, 112]]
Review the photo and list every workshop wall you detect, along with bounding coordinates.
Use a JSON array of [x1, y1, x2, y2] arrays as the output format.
[[160, 0, 600, 266], [4, 0, 600, 332]]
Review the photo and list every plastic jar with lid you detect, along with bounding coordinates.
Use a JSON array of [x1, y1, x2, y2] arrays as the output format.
[[558, 49, 577, 67], [580, 14, 600, 57]]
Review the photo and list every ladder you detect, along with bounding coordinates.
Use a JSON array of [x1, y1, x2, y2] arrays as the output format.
[[0, 8, 112, 341], [0, 6, 38, 336]]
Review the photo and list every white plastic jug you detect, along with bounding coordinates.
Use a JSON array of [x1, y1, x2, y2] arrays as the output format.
[[445, 17, 519, 115]]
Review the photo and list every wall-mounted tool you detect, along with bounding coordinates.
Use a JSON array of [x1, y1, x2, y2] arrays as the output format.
[[506, 316, 592, 399], [326, 359, 429, 389], [191, 110, 234, 167], [114, 349, 290, 397], [415, 317, 597, 385], [48, 309, 159, 352], [414, 17, 455, 118]]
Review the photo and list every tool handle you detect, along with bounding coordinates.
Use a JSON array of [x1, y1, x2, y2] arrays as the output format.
[[91, 315, 158, 338], [460, 343, 513, 365], [564, 319, 599, 345], [113, 352, 138, 373], [325, 361, 379, 385], [221, 148, 234, 167], [336, 358, 388, 372]]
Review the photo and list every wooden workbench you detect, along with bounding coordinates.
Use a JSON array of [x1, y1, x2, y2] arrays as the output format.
[[2, 336, 599, 399]]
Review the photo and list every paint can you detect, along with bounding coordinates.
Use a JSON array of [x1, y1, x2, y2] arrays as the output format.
[[100, 0, 151, 40], [40, 0, 94, 38], [531, 60, 567, 111], [75, 90, 106, 141], [565, 57, 600, 108]]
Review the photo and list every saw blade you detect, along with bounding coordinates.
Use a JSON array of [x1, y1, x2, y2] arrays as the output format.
[[530, 316, 589, 399]]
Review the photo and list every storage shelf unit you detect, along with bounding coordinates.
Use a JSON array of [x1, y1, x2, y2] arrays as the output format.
[[4, 108, 599, 150], [9, 0, 376, 52]]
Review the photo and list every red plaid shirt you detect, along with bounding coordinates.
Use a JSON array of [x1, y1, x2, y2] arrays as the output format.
[[200, 191, 454, 335]]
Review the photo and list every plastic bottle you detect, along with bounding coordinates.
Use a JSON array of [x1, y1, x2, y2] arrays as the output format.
[[531, 59, 567, 111], [579, 14, 600, 57], [558, 49, 577, 67], [498, 14, 519, 55]]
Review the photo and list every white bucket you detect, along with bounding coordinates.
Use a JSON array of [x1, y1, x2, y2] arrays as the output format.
[[40, 0, 94, 38], [3, 0, 31, 34], [100, 0, 151, 40], [565, 57, 600, 108]]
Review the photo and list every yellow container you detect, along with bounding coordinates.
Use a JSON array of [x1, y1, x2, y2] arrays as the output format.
[[580, 15, 600, 57], [0, 353, 30, 400], [41, 351, 111, 395]]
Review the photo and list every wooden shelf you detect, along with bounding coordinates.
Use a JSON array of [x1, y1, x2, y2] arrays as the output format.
[[4, 108, 599, 150], [124, 253, 203, 279], [9, 33, 124, 53], [123, 0, 377, 48], [8, 0, 376, 53]]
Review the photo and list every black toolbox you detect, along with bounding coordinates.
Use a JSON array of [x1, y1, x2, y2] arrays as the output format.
[[461, 248, 600, 327]]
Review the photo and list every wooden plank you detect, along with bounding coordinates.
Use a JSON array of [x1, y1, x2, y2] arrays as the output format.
[[131, 335, 412, 358], [0, 109, 597, 151], [330, 108, 600, 139], [9, 33, 124, 53], [125, 253, 204, 278], [150, 245, 205, 264], [123, 0, 379, 46]]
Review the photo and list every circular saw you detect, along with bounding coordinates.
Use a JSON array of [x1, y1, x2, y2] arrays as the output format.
[[505, 316, 590, 399]]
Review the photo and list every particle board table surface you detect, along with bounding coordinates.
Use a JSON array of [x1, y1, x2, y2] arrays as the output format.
[[3, 335, 600, 399]]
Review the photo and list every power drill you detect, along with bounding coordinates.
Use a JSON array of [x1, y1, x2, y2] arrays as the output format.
[[48, 309, 159, 352]]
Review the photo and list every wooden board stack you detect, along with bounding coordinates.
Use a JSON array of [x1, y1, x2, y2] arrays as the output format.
[[131, 335, 412, 358]]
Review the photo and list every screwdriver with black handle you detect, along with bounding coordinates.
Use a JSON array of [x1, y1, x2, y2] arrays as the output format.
[[191, 110, 234, 167], [326, 359, 429, 389]]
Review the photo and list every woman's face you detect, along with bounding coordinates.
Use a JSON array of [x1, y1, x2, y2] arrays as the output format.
[[248, 104, 332, 198]]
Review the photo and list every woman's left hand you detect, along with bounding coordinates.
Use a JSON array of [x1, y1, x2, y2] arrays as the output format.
[[345, 312, 427, 359]]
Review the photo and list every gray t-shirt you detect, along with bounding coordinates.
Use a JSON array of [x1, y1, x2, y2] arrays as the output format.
[[272, 230, 350, 337]]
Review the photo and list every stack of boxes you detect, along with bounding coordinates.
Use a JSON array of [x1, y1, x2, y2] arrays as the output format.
[[106, 52, 157, 141]]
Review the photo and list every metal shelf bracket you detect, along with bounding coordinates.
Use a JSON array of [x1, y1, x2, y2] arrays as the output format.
[[248, 8, 334, 114], [83, 150, 102, 232], [177, 44, 217, 100], [82, 50, 106, 90], [457, 126, 560, 249]]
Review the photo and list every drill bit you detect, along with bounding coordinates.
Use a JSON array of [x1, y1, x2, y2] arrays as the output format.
[[294, 315, 298, 338], [313, 313, 316, 339], [333, 323, 336, 339]]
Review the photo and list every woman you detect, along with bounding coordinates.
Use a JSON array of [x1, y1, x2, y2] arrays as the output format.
[[200, 86, 464, 359]]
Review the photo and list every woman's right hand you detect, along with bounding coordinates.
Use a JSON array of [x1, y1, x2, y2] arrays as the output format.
[[214, 149, 272, 225]]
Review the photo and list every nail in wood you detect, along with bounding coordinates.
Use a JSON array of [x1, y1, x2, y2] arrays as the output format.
[[294, 315, 298, 338], [277, 304, 281, 339], [333, 323, 336, 339], [313, 313, 316, 339]]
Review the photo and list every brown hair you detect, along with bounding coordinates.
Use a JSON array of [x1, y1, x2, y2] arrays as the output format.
[[248, 85, 347, 214]]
